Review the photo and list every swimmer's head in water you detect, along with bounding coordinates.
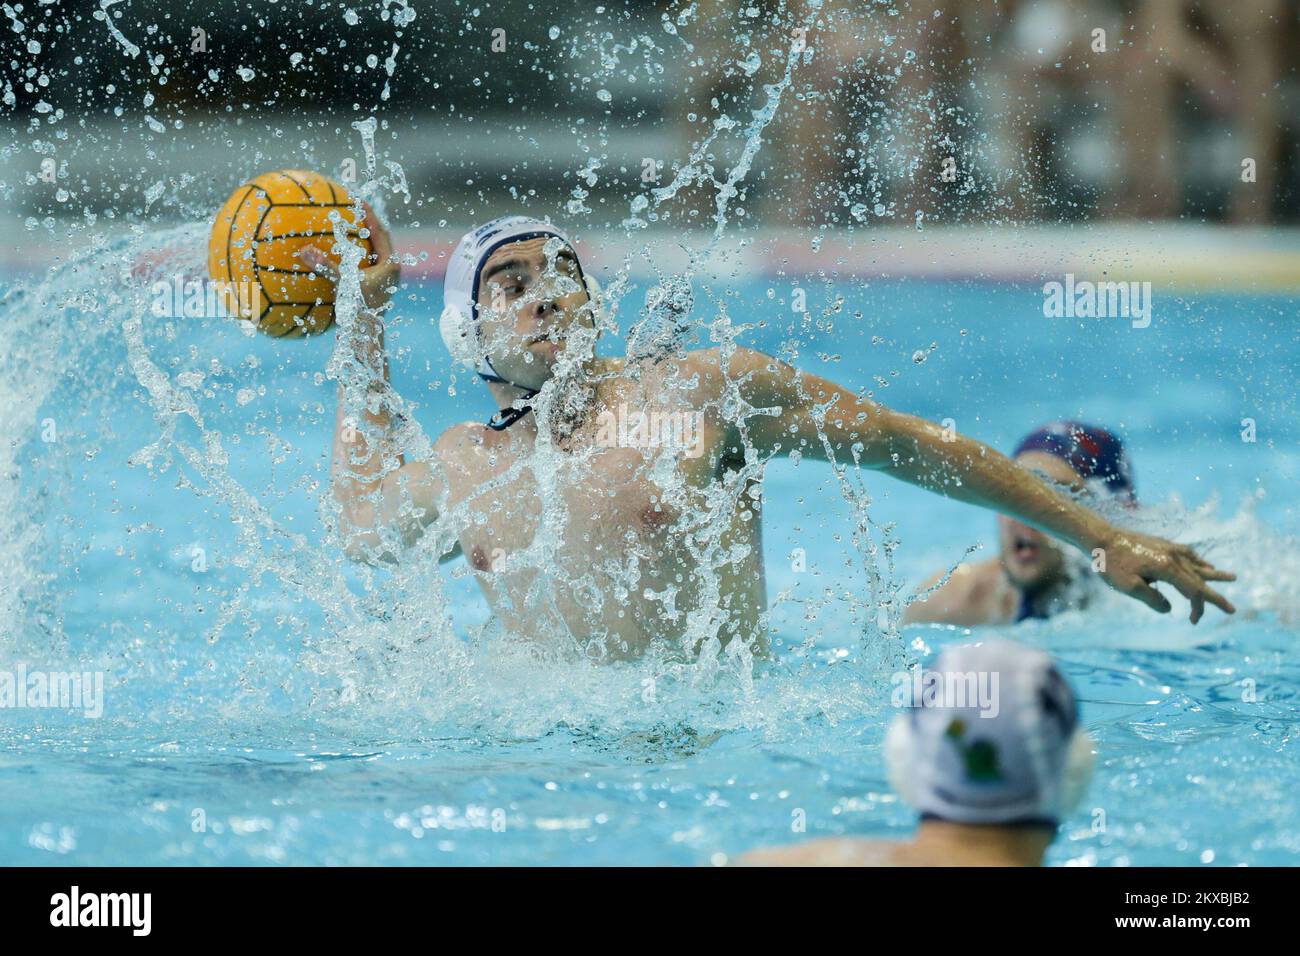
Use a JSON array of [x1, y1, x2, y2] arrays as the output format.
[[999, 421, 1135, 590], [441, 215, 597, 393], [885, 639, 1095, 828]]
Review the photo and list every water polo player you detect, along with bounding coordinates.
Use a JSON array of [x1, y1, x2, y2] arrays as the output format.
[[739, 639, 1095, 866], [310, 213, 1235, 659]]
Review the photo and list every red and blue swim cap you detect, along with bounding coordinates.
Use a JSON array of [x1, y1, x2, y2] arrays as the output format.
[[1013, 421, 1135, 500]]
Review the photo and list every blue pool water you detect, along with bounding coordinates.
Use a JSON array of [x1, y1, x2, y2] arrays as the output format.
[[1, 232, 1297, 865]]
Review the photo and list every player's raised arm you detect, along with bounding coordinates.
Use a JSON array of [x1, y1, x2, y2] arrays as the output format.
[[722, 347, 1235, 623], [303, 205, 458, 565]]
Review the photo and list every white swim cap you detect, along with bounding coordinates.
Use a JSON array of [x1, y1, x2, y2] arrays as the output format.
[[885, 639, 1095, 826], [440, 215, 587, 386]]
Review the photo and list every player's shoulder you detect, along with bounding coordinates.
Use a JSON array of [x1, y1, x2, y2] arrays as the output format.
[[908, 558, 1005, 624], [953, 559, 1020, 623], [736, 837, 890, 867], [957, 558, 1005, 599], [679, 345, 782, 389], [921, 557, 998, 596], [687, 344, 778, 369], [435, 420, 494, 458], [437, 419, 483, 444]]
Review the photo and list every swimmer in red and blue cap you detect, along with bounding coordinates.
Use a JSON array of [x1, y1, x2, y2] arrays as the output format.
[[906, 422, 1144, 626]]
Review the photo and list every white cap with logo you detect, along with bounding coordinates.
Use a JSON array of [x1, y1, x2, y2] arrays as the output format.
[[885, 639, 1096, 827]]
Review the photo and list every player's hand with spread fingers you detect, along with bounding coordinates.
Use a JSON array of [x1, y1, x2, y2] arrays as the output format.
[[298, 201, 400, 315], [1094, 529, 1236, 623]]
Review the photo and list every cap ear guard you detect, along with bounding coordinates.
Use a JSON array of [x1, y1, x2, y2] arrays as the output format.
[[439, 302, 480, 371]]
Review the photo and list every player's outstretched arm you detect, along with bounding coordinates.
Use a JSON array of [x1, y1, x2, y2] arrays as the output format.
[[304, 206, 459, 565], [724, 347, 1235, 623]]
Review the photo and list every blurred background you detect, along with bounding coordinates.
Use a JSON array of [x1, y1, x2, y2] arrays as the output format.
[[2, 0, 1297, 243]]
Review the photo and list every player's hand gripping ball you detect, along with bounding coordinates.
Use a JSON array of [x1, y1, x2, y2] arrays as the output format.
[[207, 169, 373, 336]]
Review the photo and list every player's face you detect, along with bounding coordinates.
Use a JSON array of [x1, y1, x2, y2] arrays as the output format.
[[474, 236, 593, 389], [998, 451, 1087, 589]]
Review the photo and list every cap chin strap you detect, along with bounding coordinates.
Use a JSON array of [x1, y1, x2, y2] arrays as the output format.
[[486, 402, 535, 431], [481, 361, 539, 431]]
